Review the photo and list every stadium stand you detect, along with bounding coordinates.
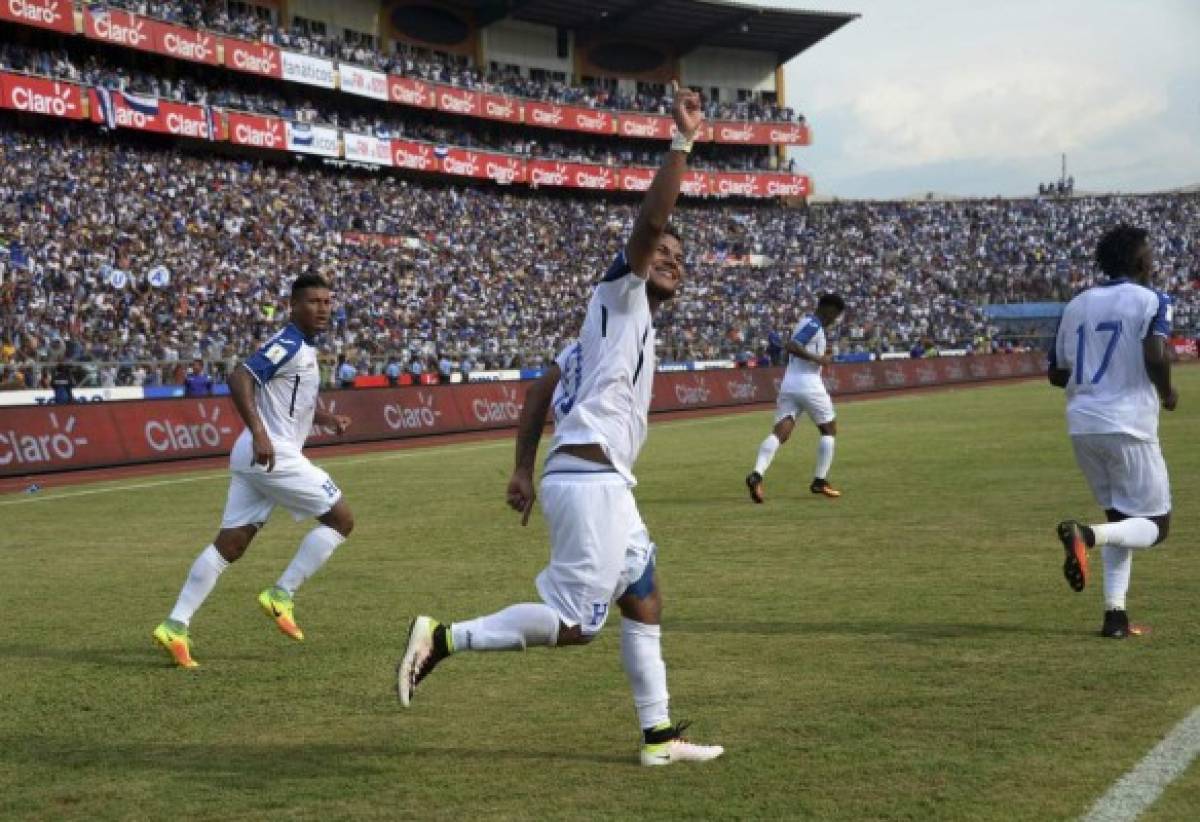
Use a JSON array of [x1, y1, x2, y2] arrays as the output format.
[[1, 124, 1196, 392], [0, 1, 1194, 395]]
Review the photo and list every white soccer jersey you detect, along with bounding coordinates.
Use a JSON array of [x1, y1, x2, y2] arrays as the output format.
[[779, 314, 827, 394], [1052, 279, 1172, 442], [232, 322, 322, 458], [549, 249, 655, 484]]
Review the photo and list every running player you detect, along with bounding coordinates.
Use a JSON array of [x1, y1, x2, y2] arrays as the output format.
[[152, 274, 355, 667], [396, 84, 723, 766], [746, 293, 845, 503], [1049, 225, 1177, 638]]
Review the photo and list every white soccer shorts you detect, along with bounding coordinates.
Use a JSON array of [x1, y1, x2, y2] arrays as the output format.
[[535, 456, 655, 636], [775, 384, 835, 426], [1071, 432, 1171, 518], [220, 452, 342, 528]]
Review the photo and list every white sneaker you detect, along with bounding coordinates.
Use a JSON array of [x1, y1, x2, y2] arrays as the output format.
[[640, 723, 724, 766], [397, 615, 439, 707]]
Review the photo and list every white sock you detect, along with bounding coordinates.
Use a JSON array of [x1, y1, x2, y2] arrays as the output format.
[[1091, 518, 1159, 550], [754, 434, 781, 475], [1102, 545, 1132, 610], [620, 618, 670, 731], [277, 525, 345, 595], [450, 603, 561, 652], [814, 435, 835, 480], [168, 545, 229, 625]]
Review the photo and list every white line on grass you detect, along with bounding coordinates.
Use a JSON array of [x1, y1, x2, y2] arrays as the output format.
[[1082, 705, 1200, 822], [0, 389, 991, 508], [0, 439, 508, 507]]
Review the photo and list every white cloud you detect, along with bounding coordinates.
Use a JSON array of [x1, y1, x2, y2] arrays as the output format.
[[778, 0, 1200, 196], [839, 58, 1166, 173]]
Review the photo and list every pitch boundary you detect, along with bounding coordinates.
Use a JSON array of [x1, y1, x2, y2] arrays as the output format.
[[1082, 706, 1200, 821]]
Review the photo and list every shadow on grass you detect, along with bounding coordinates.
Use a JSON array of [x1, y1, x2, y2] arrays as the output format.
[[0, 643, 268, 669], [668, 620, 1083, 640], [0, 737, 630, 780]]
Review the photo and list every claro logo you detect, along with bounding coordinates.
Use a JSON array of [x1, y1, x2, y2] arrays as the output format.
[[0, 412, 88, 466], [726, 375, 758, 401], [10, 82, 75, 117], [145, 404, 232, 452], [674, 378, 711, 405], [93, 12, 147, 46], [7, 0, 63, 26], [385, 392, 441, 430], [235, 119, 282, 148], [472, 387, 521, 423], [232, 45, 278, 75]]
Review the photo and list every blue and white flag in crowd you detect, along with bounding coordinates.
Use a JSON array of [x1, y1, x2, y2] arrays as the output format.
[[7, 242, 30, 270], [204, 106, 219, 141], [291, 123, 314, 147], [101, 263, 129, 289], [94, 86, 117, 129], [147, 265, 171, 288], [122, 91, 160, 117]]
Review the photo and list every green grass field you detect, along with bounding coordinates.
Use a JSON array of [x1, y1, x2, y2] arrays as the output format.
[[1, 371, 1197, 821]]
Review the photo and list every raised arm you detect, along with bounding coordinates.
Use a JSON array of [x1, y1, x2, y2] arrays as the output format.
[[625, 82, 704, 277]]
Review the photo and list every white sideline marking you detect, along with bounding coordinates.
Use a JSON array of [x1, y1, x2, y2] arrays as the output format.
[[1082, 706, 1200, 822], [0, 391, 953, 508], [0, 440, 508, 507]]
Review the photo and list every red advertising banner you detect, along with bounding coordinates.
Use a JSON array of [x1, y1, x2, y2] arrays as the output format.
[[450, 382, 530, 431], [681, 171, 711, 197], [83, 6, 154, 51], [222, 37, 283, 78], [154, 23, 220, 66], [617, 113, 673, 140], [523, 101, 616, 135], [388, 75, 435, 108], [440, 148, 526, 184], [0, 72, 85, 119], [435, 85, 480, 117], [226, 111, 286, 150], [478, 93, 522, 124], [619, 166, 655, 192], [391, 138, 438, 172], [0, 0, 74, 33], [1169, 337, 1198, 359], [527, 160, 616, 191], [756, 173, 810, 197], [711, 173, 763, 198], [90, 89, 217, 139], [305, 386, 466, 445], [712, 121, 811, 146], [0, 353, 1046, 476]]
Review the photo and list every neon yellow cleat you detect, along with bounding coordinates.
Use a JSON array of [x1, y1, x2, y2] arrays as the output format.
[[258, 586, 304, 641], [152, 620, 199, 669]]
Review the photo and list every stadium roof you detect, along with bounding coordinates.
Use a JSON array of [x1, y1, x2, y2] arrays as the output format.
[[473, 0, 859, 64]]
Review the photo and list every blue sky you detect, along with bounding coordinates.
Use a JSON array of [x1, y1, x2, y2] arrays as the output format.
[[779, 0, 1200, 198]]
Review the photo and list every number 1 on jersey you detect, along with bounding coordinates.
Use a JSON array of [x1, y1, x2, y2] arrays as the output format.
[[1074, 320, 1122, 384]]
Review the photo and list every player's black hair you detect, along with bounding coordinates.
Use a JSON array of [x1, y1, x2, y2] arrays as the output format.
[[817, 293, 846, 313], [1095, 225, 1149, 278], [290, 274, 330, 300]]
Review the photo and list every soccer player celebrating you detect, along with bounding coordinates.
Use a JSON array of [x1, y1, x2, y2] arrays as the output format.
[[746, 293, 846, 503], [1048, 225, 1177, 638], [152, 275, 355, 668], [397, 84, 723, 766]]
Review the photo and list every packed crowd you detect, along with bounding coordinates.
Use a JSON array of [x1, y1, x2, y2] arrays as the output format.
[[0, 43, 781, 172], [0, 126, 1196, 390], [91, 0, 801, 122]]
